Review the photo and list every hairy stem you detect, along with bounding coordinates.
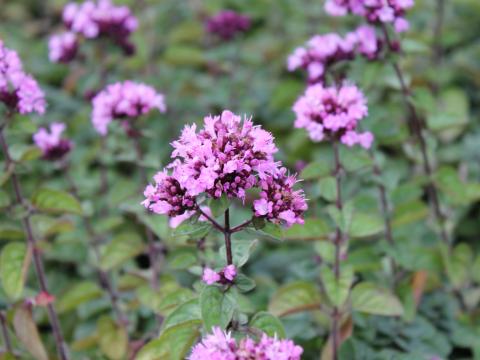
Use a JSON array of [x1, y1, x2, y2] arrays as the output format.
[[63, 165, 129, 329], [224, 209, 233, 265], [331, 141, 343, 360], [0, 311, 13, 355], [0, 127, 69, 360], [382, 25, 449, 247]]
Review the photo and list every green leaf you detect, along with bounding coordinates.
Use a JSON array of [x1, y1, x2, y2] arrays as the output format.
[[351, 282, 404, 316], [100, 232, 145, 271], [300, 161, 331, 180], [434, 167, 480, 206], [172, 221, 212, 240], [427, 88, 469, 137], [9, 144, 41, 163], [0, 242, 30, 300], [32, 188, 82, 215], [13, 306, 48, 360], [219, 239, 258, 267], [0, 223, 24, 240], [392, 200, 429, 228], [284, 218, 330, 241], [319, 177, 337, 202], [235, 273, 256, 292], [136, 320, 201, 360], [200, 286, 236, 330], [97, 316, 128, 360], [327, 202, 354, 234], [57, 281, 103, 313], [208, 195, 230, 218], [168, 249, 197, 270], [163, 46, 205, 67], [0, 190, 10, 208], [321, 266, 353, 307], [349, 212, 384, 238], [268, 281, 321, 317], [250, 311, 286, 338], [163, 298, 201, 330], [441, 243, 473, 288], [247, 223, 284, 241]]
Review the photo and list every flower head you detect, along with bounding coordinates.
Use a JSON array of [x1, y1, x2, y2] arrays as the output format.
[[142, 168, 196, 218], [254, 168, 307, 227], [0, 40, 46, 115], [48, 32, 78, 63], [206, 10, 251, 40], [91, 81, 166, 135], [292, 83, 373, 148], [33, 122, 73, 160], [287, 27, 380, 82], [189, 327, 303, 360], [325, 0, 414, 33], [202, 265, 238, 285], [62, 0, 137, 54], [171, 110, 278, 200]]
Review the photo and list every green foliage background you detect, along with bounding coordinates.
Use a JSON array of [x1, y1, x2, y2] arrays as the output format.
[[1, 0, 480, 359]]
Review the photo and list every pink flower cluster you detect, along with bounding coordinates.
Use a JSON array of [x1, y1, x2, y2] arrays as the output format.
[[287, 25, 380, 83], [189, 327, 303, 360], [293, 83, 373, 148], [202, 265, 237, 285], [33, 122, 73, 160], [49, 0, 138, 62], [206, 10, 251, 40], [171, 110, 278, 200], [254, 167, 308, 227], [143, 110, 307, 228], [48, 32, 78, 63], [325, 0, 414, 33], [0, 40, 46, 115], [91, 81, 166, 135]]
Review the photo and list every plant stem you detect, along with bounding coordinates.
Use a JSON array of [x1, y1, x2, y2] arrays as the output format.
[[63, 165, 129, 329], [0, 127, 69, 360], [369, 151, 398, 276], [196, 206, 225, 233], [381, 25, 450, 247], [230, 218, 252, 233], [224, 209, 233, 265], [331, 141, 343, 360], [0, 311, 13, 355]]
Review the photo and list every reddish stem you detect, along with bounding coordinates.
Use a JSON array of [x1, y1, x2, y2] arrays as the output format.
[[0, 126, 69, 360]]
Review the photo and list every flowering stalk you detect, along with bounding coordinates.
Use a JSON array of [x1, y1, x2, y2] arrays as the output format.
[[63, 164, 129, 331], [0, 311, 13, 355], [381, 25, 449, 246], [331, 140, 343, 360], [0, 123, 69, 360], [224, 209, 233, 265]]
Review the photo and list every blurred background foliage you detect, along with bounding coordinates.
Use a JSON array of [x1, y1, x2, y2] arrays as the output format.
[[1, 0, 480, 359]]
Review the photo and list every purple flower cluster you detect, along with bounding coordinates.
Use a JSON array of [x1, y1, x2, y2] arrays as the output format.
[[325, 0, 414, 33], [189, 327, 303, 360], [143, 110, 307, 228], [49, 0, 138, 62], [91, 81, 166, 135], [33, 122, 73, 161], [171, 110, 278, 200], [293, 83, 373, 148], [206, 10, 251, 40], [48, 32, 78, 63], [254, 168, 308, 227], [0, 40, 46, 115], [202, 265, 237, 285], [287, 25, 380, 83]]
